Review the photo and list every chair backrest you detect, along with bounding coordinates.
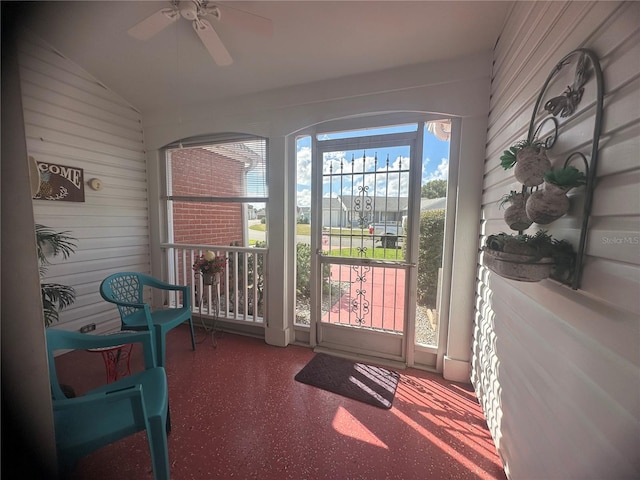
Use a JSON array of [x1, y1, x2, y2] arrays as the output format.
[[100, 272, 146, 319], [45, 329, 169, 479], [46, 329, 158, 400], [100, 271, 191, 314]]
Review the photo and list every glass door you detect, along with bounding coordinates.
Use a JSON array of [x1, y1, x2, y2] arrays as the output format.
[[310, 128, 421, 363]]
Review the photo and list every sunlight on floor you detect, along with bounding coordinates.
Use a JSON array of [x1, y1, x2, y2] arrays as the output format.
[[391, 404, 499, 478], [331, 406, 389, 449], [394, 374, 505, 478]]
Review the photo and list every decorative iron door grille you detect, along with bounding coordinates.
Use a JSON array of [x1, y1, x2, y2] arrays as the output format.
[[316, 134, 415, 338]]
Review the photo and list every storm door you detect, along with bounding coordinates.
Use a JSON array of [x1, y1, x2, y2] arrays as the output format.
[[310, 128, 422, 363]]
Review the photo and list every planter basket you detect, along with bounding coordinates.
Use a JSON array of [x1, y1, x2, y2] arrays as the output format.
[[482, 247, 554, 282], [525, 182, 571, 225], [503, 194, 533, 231], [514, 147, 551, 187]]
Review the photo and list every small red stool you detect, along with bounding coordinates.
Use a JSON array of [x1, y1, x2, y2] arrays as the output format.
[[87, 331, 135, 383]]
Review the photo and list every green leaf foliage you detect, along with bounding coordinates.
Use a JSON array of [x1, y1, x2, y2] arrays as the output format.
[[416, 208, 445, 307], [544, 166, 587, 188], [295, 243, 331, 298], [42, 283, 76, 327], [36, 225, 77, 326], [228, 240, 267, 316], [498, 190, 524, 209], [296, 243, 313, 297], [421, 179, 447, 199], [486, 230, 554, 257], [35, 224, 77, 276], [500, 140, 532, 170], [485, 230, 575, 281]]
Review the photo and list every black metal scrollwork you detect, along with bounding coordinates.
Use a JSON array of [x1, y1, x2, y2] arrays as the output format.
[[525, 49, 604, 289]]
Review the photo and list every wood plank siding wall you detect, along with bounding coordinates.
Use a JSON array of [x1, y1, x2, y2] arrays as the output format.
[[19, 33, 150, 334], [473, 2, 639, 479]]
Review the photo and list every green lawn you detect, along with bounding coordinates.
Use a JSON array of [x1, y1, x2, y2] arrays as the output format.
[[248, 223, 401, 259], [327, 247, 404, 260], [249, 223, 311, 234], [297, 224, 311, 235], [249, 223, 366, 236]]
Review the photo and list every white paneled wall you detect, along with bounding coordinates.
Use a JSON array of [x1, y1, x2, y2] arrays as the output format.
[[473, 2, 640, 479], [19, 33, 150, 334]]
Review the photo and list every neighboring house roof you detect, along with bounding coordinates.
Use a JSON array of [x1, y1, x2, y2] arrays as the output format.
[[420, 197, 447, 211], [202, 141, 265, 168], [339, 195, 409, 212], [319, 196, 445, 212], [322, 197, 348, 211]]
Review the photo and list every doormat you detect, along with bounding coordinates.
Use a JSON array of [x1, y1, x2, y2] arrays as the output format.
[[294, 353, 400, 409]]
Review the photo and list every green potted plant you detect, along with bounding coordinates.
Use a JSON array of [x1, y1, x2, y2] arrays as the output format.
[[482, 230, 575, 282], [499, 190, 533, 231], [192, 250, 226, 285], [500, 139, 551, 187], [543, 165, 587, 188], [36, 224, 77, 326], [526, 166, 587, 224]]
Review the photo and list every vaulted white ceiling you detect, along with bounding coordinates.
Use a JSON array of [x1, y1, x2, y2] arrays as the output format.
[[19, 1, 511, 115]]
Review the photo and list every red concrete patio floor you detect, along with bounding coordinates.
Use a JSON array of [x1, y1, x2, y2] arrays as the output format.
[[323, 262, 407, 332]]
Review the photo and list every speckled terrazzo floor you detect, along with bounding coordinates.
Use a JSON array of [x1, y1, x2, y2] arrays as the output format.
[[54, 325, 506, 480]]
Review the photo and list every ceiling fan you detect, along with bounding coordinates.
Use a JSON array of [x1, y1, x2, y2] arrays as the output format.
[[127, 1, 273, 66]]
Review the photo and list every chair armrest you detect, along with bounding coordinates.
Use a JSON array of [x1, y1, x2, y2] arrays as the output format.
[[144, 278, 191, 309], [46, 329, 157, 369], [145, 277, 189, 294], [53, 384, 144, 411]]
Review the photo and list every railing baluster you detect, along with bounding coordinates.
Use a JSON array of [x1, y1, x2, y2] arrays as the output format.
[[243, 251, 249, 321], [160, 244, 267, 326]]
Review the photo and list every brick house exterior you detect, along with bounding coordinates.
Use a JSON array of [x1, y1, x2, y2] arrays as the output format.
[[169, 147, 246, 246]]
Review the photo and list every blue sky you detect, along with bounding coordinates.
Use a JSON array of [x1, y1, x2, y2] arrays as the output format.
[[295, 122, 451, 208]]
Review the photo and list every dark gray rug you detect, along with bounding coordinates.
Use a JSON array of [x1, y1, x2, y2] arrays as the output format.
[[294, 353, 400, 409]]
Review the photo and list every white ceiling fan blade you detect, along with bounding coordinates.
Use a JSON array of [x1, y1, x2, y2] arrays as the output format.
[[208, 3, 273, 37], [128, 7, 180, 40], [193, 19, 233, 66]]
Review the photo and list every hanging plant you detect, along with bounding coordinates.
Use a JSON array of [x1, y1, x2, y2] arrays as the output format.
[[499, 190, 533, 231], [499, 140, 530, 170], [514, 145, 551, 187], [526, 166, 586, 224], [543, 165, 587, 188], [500, 139, 551, 187], [482, 231, 575, 282]]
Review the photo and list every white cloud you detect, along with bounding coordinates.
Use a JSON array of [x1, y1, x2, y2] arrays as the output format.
[[297, 145, 415, 203], [426, 158, 449, 181], [422, 157, 431, 178], [296, 146, 312, 187], [296, 188, 311, 208]]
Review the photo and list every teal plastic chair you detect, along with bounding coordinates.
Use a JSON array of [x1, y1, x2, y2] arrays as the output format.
[[46, 329, 170, 480], [100, 272, 195, 368]]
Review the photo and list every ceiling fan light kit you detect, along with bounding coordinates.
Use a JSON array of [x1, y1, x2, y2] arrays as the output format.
[[179, 1, 198, 21], [127, 0, 272, 66]]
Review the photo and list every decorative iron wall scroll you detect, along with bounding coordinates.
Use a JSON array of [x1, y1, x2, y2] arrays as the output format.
[[521, 48, 603, 289]]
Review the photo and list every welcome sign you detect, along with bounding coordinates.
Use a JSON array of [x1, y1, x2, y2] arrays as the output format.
[[33, 161, 85, 202]]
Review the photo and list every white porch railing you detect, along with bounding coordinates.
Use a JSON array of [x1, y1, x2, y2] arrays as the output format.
[[161, 243, 267, 325]]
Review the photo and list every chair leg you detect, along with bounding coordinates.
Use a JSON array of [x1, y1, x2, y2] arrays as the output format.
[[147, 414, 170, 480], [166, 404, 172, 434], [155, 325, 165, 368], [188, 316, 196, 351]]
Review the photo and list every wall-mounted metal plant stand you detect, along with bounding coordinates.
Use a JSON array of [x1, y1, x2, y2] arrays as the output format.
[[519, 48, 603, 289]]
